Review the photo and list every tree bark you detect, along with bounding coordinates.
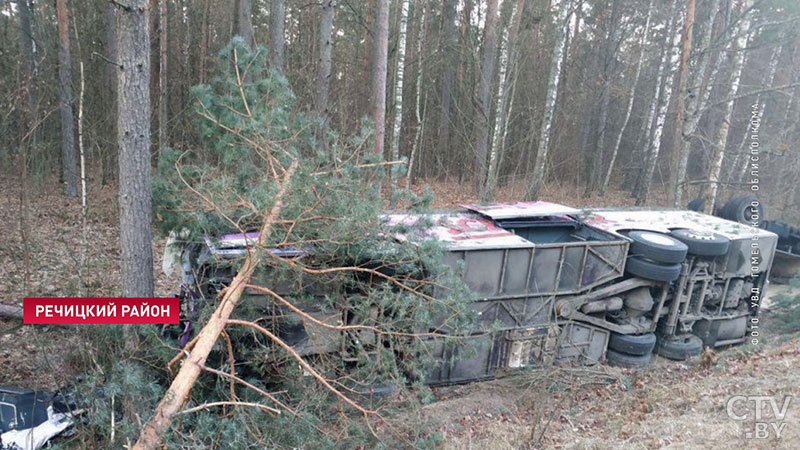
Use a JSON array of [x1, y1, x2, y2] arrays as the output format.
[[158, 0, 168, 153], [271, 0, 286, 73], [700, 2, 753, 214], [238, 0, 254, 49], [372, 0, 389, 157], [473, 0, 500, 191], [527, 0, 571, 200], [117, 0, 155, 298], [56, 0, 78, 197], [437, 0, 457, 167], [601, 0, 653, 195], [198, 0, 210, 83], [405, 0, 427, 189], [667, 0, 695, 206], [316, 0, 335, 154], [636, 1, 684, 206], [16, 0, 38, 131], [104, 1, 118, 184], [389, 0, 409, 189]]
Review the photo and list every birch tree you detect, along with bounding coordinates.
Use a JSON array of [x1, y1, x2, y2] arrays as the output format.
[[667, 0, 695, 204], [473, 0, 500, 191], [482, 0, 523, 201], [528, 0, 571, 200], [373, 0, 389, 157], [158, 0, 168, 153], [636, 1, 684, 206], [389, 0, 409, 188], [405, 0, 427, 190], [56, 0, 78, 197], [116, 0, 154, 297], [601, 0, 653, 195], [315, 0, 335, 154], [700, 2, 754, 214]]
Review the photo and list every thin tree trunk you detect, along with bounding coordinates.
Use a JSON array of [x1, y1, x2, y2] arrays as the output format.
[[158, 0, 168, 153], [389, 0, 409, 191], [117, 0, 154, 298], [473, 0, 499, 192], [672, 0, 720, 205], [667, 0, 695, 206], [527, 0, 571, 201], [316, 0, 335, 154], [437, 0, 457, 166], [372, 0, 389, 157], [405, 0, 427, 190], [636, 1, 684, 206], [16, 0, 38, 135], [482, 0, 523, 201], [199, 0, 210, 83], [75, 26, 87, 295], [238, 0, 254, 49], [56, 0, 78, 197], [700, 2, 753, 214], [271, 0, 286, 73], [104, 1, 118, 184], [601, 0, 653, 195]]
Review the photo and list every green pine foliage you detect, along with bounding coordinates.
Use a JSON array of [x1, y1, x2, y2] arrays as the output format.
[[71, 39, 475, 448]]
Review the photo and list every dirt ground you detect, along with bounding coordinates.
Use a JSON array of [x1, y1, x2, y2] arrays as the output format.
[[2, 176, 800, 449]]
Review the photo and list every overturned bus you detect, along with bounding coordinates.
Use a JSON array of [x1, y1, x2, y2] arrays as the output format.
[[167, 201, 778, 385]]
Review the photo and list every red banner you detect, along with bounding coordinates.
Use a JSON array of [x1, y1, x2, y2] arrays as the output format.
[[23, 297, 180, 325]]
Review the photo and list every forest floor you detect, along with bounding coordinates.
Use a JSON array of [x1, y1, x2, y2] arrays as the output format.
[[2, 175, 799, 449]]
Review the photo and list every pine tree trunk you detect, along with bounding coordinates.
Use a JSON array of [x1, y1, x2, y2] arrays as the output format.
[[158, 0, 168, 153], [372, 0, 389, 157], [56, 0, 78, 197], [527, 0, 571, 200], [473, 0, 500, 191], [437, 0, 457, 167], [636, 1, 684, 206], [672, 0, 720, 206], [601, 0, 653, 195], [16, 0, 38, 131], [389, 0, 409, 189], [271, 0, 286, 73], [117, 0, 154, 298], [238, 0, 254, 49], [405, 0, 427, 189], [316, 0, 335, 154], [700, 2, 753, 214], [198, 0, 210, 83], [667, 0, 695, 206]]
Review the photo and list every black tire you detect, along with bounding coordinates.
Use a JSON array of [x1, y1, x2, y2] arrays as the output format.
[[625, 256, 682, 282], [627, 231, 688, 264], [655, 334, 703, 361], [669, 229, 730, 257], [721, 195, 763, 224], [606, 349, 652, 368], [608, 332, 656, 356], [687, 197, 704, 212]]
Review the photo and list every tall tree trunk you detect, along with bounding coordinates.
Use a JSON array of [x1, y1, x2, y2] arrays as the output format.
[[405, 0, 427, 189], [601, 0, 653, 195], [527, 0, 571, 200], [636, 1, 684, 206], [389, 0, 409, 189], [104, 1, 118, 184], [700, 2, 753, 214], [158, 0, 168, 153], [117, 0, 154, 298], [271, 0, 286, 73], [667, 0, 695, 206], [198, 0, 210, 83], [671, 0, 720, 206], [56, 0, 78, 197], [238, 0, 254, 49], [16, 0, 38, 130], [372, 0, 389, 157], [316, 0, 335, 154], [437, 0, 457, 170], [473, 0, 499, 191], [482, 0, 523, 202]]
